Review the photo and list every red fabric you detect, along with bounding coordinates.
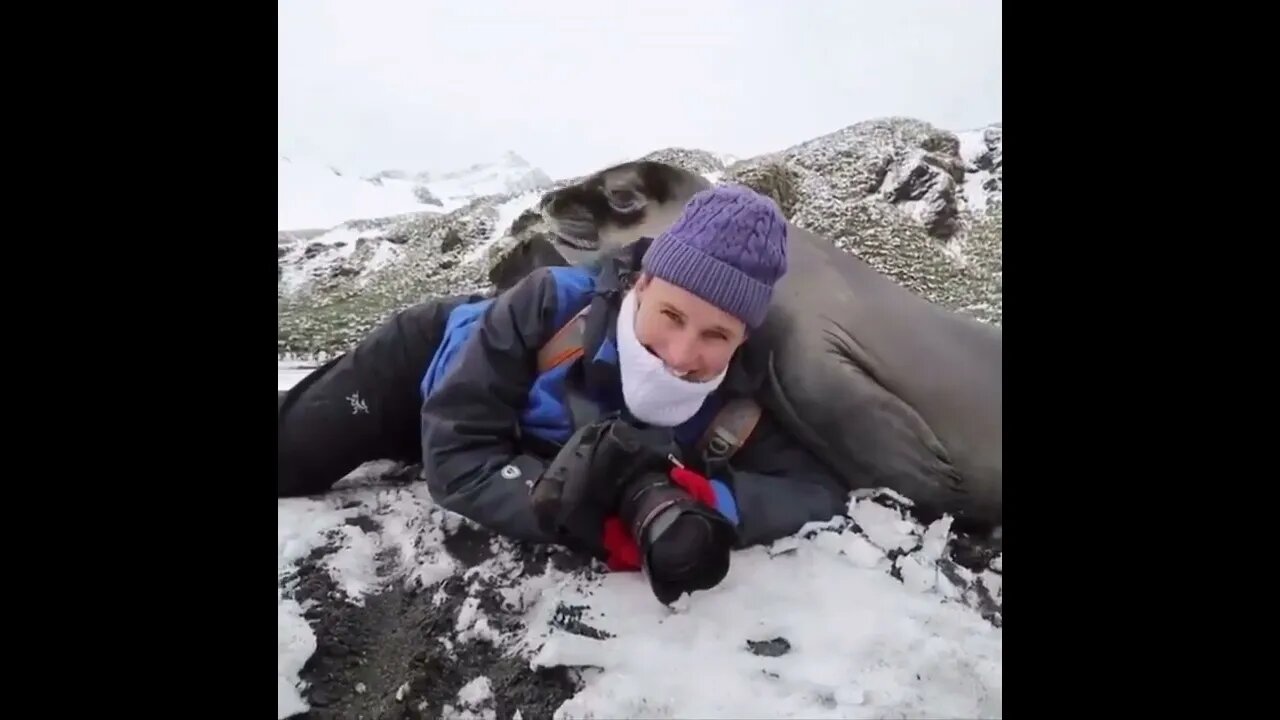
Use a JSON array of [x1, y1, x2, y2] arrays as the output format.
[[601, 515, 641, 570], [599, 466, 717, 573], [669, 466, 716, 507]]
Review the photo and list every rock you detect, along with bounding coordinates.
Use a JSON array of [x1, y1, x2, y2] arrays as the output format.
[[746, 637, 791, 657], [723, 117, 999, 324], [879, 150, 964, 238], [637, 147, 728, 177], [414, 184, 443, 206], [722, 158, 803, 219], [440, 229, 463, 253]]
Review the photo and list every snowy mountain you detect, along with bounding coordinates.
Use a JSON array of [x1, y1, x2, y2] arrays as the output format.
[[277, 151, 556, 303], [412, 150, 555, 208], [278, 151, 553, 232], [277, 117, 1003, 719], [278, 118, 1003, 358]]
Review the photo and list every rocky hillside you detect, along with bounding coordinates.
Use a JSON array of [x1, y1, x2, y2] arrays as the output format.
[[720, 117, 1002, 322], [278, 117, 1003, 359]]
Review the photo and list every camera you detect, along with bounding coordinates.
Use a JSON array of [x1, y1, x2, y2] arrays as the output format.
[[529, 415, 737, 604], [616, 471, 737, 604]]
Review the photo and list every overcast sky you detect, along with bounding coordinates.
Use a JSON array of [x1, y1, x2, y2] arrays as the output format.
[[278, 0, 1001, 180]]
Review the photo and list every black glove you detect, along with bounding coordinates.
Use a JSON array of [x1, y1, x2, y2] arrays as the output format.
[[617, 472, 739, 605], [530, 416, 676, 557]]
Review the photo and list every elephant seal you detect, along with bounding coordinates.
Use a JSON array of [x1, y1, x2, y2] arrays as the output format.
[[520, 160, 1002, 531]]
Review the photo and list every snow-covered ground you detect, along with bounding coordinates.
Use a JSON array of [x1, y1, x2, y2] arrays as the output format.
[[278, 361, 320, 391], [277, 367, 1003, 719]]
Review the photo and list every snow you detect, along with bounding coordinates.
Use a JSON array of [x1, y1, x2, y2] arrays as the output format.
[[276, 221, 405, 298], [277, 497, 357, 716], [427, 152, 552, 209], [277, 225, 377, 295], [367, 238, 404, 273], [277, 594, 315, 718], [278, 153, 558, 299], [279, 155, 435, 231], [279, 152, 554, 232], [277, 361, 318, 391], [957, 129, 994, 214], [277, 349, 1001, 719], [276, 480, 464, 719], [444, 675, 499, 720], [527, 502, 1001, 719]]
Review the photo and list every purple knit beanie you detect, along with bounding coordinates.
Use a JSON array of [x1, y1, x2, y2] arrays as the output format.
[[641, 184, 788, 329]]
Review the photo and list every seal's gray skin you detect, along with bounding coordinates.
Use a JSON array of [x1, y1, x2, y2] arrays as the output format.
[[528, 160, 1002, 530], [540, 161, 714, 258]]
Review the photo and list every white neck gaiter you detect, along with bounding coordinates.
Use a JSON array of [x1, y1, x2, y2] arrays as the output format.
[[615, 289, 726, 427]]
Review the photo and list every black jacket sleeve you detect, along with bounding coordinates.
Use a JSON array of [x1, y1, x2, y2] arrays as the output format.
[[717, 410, 850, 548], [419, 267, 573, 544]]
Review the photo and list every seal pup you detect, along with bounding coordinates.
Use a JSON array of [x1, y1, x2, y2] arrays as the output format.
[[489, 162, 711, 292], [527, 160, 1003, 531], [541, 160, 715, 258]]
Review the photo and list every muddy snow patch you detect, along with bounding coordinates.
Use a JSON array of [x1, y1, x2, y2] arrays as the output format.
[[278, 476, 1002, 720]]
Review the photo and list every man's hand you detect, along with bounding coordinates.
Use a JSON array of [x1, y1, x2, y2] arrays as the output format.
[[529, 416, 676, 557]]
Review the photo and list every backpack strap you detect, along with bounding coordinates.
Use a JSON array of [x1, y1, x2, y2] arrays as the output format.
[[536, 305, 591, 373], [697, 397, 762, 464]]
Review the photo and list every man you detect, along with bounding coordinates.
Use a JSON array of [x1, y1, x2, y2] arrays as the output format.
[[417, 184, 848, 603]]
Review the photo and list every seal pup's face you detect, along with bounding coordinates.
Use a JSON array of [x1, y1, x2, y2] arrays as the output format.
[[538, 160, 712, 260]]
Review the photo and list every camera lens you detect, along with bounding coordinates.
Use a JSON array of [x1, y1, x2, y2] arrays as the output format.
[[618, 473, 734, 603], [618, 475, 687, 546], [647, 512, 715, 576]]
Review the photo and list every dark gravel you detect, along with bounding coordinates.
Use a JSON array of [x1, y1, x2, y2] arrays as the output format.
[[282, 516, 580, 720]]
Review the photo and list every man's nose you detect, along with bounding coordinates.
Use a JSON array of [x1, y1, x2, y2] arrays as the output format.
[[661, 334, 699, 374]]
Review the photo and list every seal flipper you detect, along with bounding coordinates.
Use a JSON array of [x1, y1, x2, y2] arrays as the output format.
[[760, 349, 969, 524]]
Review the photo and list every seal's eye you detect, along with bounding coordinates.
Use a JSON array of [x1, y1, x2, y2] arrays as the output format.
[[607, 188, 643, 213]]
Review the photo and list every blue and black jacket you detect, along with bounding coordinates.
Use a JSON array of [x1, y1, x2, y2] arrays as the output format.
[[418, 238, 847, 548]]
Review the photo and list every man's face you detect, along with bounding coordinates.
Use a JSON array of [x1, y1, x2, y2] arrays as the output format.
[[631, 273, 747, 382]]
